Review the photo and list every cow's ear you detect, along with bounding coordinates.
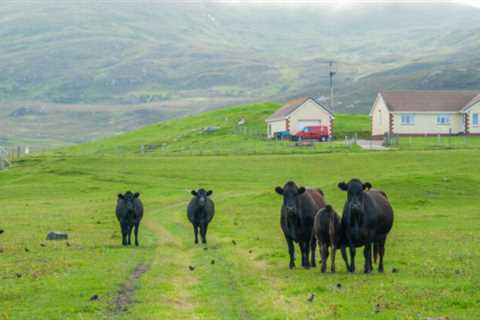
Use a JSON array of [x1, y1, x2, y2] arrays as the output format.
[[118, 194, 124, 199], [363, 182, 372, 190], [298, 187, 306, 194], [275, 187, 283, 195], [133, 192, 140, 198], [206, 190, 213, 196], [338, 182, 348, 191], [191, 190, 198, 196]]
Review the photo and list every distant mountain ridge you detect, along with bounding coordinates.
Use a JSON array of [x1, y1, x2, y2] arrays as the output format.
[[1, 1, 480, 112], [1, 1, 480, 148]]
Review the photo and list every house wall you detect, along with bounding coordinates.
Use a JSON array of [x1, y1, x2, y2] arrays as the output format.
[[466, 102, 480, 134], [266, 119, 287, 138], [370, 95, 391, 136], [289, 99, 333, 135], [392, 113, 464, 135]]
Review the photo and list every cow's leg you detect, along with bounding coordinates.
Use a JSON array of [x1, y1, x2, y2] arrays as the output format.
[[331, 244, 337, 273], [310, 238, 317, 268], [200, 223, 207, 244], [121, 223, 127, 246], [320, 243, 328, 273], [134, 222, 140, 246], [304, 240, 311, 269], [363, 243, 372, 274], [193, 225, 199, 244], [349, 242, 356, 273], [286, 237, 295, 269], [340, 244, 350, 272], [378, 237, 386, 273], [127, 224, 133, 245]]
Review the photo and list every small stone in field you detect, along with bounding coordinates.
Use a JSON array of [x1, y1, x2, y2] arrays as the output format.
[[211, 259, 215, 265], [307, 293, 315, 302], [188, 265, 195, 271], [392, 268, 399, 273], [90, 294, 99, 301], [46, 232, 68, 240]]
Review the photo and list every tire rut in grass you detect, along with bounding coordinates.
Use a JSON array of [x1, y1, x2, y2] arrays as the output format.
[[113, 263, 150, 313]]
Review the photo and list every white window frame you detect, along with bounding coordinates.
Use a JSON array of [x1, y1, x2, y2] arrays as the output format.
[[436, 114, 450, 126], [400, 114, 415, 125], [473, 113, 479, 127], [377, 110, 382, 126]]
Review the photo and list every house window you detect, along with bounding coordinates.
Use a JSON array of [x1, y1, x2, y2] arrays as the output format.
[[377, 110, 382, 125], [473, 113, 479, 127], [401, 114, 415, 125], [436, 114, 450, 125]]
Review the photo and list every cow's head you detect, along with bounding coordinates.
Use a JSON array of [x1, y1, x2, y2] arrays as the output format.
[[118, 191, 140, 213], [338, 179, 371, 213], [191, 188, 212, 208], [275, 181, 306, 216]]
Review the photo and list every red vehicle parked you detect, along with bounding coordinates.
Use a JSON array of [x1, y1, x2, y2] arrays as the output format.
[[294, 125, 330, 141]]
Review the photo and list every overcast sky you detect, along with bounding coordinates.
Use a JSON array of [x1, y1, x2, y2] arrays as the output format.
[[214, 0, 480, 9]]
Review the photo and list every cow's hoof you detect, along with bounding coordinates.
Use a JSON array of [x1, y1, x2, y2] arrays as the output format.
[[331, 268, 336, 273], [289, 264, 295, 270]]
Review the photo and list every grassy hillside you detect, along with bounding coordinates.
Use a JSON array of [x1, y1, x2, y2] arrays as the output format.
[[1, 105, 479, 319], [65, 102, 370, 156]]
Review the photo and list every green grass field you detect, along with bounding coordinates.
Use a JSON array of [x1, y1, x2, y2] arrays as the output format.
[[1, 103, 479, 319]]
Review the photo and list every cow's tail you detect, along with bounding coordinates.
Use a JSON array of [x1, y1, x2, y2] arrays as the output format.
[[373, 242, 379, 264]]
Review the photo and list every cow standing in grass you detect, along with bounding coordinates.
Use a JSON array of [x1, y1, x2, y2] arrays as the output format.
[[275, 181, 325, 269], [187, 189, 215, 244], [312, 204, 348, 273], [338, 179, 394, 273], [116, 191, 144, 246]]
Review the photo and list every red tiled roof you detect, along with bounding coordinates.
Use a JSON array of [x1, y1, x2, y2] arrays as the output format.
[[380, 90, 480, 112]]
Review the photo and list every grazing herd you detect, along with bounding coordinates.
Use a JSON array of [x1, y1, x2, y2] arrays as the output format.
[[115, 178, 393, 274]]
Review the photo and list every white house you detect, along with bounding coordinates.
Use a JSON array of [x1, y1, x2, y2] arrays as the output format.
[[265, 97, 334, 138], [370, 90, 480, 137]]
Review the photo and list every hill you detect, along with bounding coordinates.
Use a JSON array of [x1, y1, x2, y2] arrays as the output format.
[[66, 102, 370, 156], [1, 2, 480, 147], [1, 103, 480, 319], [0, 104, 480, 319]]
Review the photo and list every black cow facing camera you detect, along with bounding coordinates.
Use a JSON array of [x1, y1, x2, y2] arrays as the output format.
[[116, 191, 144, 246], [187, 189, 215, 244], [338, 179, 394, 273]]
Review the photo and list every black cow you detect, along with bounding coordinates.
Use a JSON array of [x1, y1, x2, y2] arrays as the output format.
[[187, 189, 215, 244], [338, 179, 394, 273], [312, 204, 348, 273], [116, 191, 144, 246], [275, 181, 325, 269]]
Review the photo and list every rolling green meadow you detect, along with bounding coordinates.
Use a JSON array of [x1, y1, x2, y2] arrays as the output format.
[[1, 103, 480, 319]]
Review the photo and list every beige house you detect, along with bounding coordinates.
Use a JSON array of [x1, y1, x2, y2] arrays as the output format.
[[265, 97, 334, 138], [370, 91, 480, 137]]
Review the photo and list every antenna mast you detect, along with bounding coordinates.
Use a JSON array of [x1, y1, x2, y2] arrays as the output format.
[[329, 61, 336, 114]]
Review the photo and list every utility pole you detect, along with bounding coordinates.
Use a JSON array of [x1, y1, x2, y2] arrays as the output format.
[[329, 61, 336, 114]]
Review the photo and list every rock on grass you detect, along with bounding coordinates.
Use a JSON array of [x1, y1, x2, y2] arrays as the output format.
[[46, 232, 68, 240]]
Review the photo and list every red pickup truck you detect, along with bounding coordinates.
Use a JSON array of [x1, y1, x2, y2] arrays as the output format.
[[294, 125, 330, 141]]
